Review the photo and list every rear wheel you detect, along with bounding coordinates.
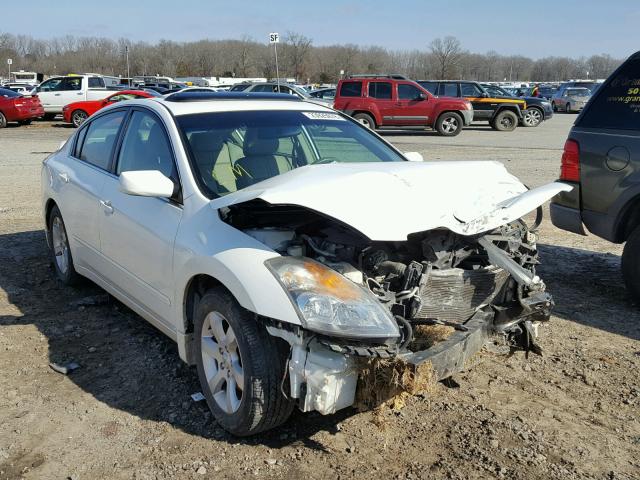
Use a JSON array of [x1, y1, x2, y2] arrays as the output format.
[[622, 225, 640, 301], [522, 107, 543, 127], [435, 112, 463, 136], [48, 205, 81, 286], [71, 110, 88, 128], [491, 110, 518, 132], [195, 288, 294, 436], [353, 112, 376, 130], [0, 112, 6, 128]]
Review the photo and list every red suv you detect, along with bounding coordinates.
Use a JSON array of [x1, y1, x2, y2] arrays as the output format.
[[333, 75, 473, 136]]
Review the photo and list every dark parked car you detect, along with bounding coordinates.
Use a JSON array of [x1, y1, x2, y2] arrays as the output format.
[[481, 84, 553, 127], [550, 51, 640, 298], [418, 80, 526, 131]]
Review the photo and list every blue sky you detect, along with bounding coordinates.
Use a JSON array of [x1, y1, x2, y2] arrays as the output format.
[[4, 0, 639, 58]]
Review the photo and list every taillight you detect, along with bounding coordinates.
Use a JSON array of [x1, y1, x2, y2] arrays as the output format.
[[560, 139, 580, 182]]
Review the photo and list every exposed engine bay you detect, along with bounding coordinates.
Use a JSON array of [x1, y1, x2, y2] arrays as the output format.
[[221, 199, 554, 414]]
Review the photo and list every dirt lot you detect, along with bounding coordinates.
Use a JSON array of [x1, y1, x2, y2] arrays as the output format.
[[1, 115, 639, 480]]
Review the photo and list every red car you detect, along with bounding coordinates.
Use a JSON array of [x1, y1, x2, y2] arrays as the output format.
[[333, 76, 473, 136], [0, 88, 45, 128], [63, 90, 155, 127]]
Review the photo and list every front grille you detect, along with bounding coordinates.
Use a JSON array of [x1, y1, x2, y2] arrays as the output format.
[[415, 265, 509, 323]]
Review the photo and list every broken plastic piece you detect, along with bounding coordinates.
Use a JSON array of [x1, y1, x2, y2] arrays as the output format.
[[49, 361, 80, 375], [191, 392, 205, 402]]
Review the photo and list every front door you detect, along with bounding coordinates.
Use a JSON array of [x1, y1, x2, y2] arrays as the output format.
[[39, 77, 84, 112], [99, 109, 182, 325], [392, 82, 432, 125]]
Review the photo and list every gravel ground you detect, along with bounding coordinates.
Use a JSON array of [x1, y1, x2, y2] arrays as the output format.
[[0, 114, 639, 480]]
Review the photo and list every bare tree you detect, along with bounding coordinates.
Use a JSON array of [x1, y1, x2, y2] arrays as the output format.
[[429, 36, 463, 79], [282, 32, 312, 81]]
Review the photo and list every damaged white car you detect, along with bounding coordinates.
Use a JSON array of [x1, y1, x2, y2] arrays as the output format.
[[41, 91, 571, 436]]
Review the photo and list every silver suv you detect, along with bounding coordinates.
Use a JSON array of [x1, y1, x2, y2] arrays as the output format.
[[229, 82, 333, 107]]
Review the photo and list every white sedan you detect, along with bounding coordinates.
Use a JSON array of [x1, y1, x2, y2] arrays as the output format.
[[42, 91, 570, 436]]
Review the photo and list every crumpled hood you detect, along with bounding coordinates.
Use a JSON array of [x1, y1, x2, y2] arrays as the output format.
[[210, 161, 572, 241]]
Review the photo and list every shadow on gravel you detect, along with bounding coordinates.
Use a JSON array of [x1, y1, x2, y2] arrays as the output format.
[[538, 243, 640, 341], [377, 125, 493, 137], [0, 229, 350, 449]]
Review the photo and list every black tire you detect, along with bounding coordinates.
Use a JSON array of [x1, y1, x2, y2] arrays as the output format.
[[0, 112, 7, 128], [566, 103, 572, 114], [48, 205, 81, 286], [522, 107, 543, 127], [622, 225, 640, 301], [353, 112, 376, 130], [194, 288, 294, 436], [71, 110, 88, 128], [491, 110, 518, 132], [43, 113, 57, 121], [435, 111, 463, 136]]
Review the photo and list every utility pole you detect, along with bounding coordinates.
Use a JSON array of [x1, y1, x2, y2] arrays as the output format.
[[269, 33, 280, 92], [125, 46, 131, 87]]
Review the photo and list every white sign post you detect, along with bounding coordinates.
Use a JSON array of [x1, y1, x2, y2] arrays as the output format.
[[7, 58, 12, 83], [269, 33, 281, 93]]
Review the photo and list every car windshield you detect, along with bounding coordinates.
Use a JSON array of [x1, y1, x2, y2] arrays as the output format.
[[177, 109, 405, 198], [567, 88, 591, 96]]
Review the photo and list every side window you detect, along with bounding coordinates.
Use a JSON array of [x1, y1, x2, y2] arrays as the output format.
[[368, 82, 392, 99], [419, 82, 438, 94], [339, 81, 362, 97], [117, 111, 176, 180], [438, 83, 459, 97], [38, 78, 62, 92], [78, 111, 126, 170], [578, 56, 640, 130], [398, 84, 423, 100], [73, 126, 89, 158], [460, 83, 483, 97], [88, 77, 104, 88], [58, 77, 82, 91], [252, 85, 272, 93]]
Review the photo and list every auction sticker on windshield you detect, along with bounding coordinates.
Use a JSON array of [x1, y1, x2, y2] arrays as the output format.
[[302, 112, 345, 121]]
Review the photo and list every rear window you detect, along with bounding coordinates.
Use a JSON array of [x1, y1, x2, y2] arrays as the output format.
[[368, 82, 392, 99], [0, 88, 20, 98], [339, 81, 362, 97], [578, 56, 640, 131]]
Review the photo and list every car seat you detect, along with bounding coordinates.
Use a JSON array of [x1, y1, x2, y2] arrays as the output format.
[[234, 130, 291, 189]]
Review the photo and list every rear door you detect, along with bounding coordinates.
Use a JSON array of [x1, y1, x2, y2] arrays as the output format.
[[572, 54, 640, 226], [367, 81, 396, 124], [52, 110, 126, 272]]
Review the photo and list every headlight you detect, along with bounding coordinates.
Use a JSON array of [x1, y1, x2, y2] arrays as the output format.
[[265, 256, 400, 340]]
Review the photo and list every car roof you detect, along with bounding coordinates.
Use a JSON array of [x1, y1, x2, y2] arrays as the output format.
[[143, 93, 334, 116]]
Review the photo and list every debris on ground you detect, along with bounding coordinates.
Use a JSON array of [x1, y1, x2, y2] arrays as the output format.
[[68, 294, 110, 308], [191, 392, 205, 402], [408, 324, 455, 351], [49, 362, 80, 375]]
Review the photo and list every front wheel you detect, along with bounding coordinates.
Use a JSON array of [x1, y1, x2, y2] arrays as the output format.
[[491, 110, 518, 132], [622, 225, 640, 301], [195, 288, 294, 436], [71, 110, 88, 128], [353, 112, 376, 130], [435, 112, 463, 136], [522, 108, 543, 127], [0, 112, 7, 128]]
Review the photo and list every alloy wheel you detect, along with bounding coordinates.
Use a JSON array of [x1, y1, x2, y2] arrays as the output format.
[[72, 111, 88, 128], [51, 216, 70, 275], [201, 311, 244, 414], [523, 109, 542, 127], [442, 116, 458, 133]]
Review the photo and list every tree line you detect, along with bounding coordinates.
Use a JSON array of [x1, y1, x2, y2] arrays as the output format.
[[0, 31, 623, 83]]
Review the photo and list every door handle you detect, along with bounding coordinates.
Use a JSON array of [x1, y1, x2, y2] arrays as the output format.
[[54, 93, 61, 96], [58, 172, 70, 183], [100, 200, 114, 215]]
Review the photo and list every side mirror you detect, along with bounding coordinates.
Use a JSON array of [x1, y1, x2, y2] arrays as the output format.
[[417, 92, 427, 101], [481, 92, 489, 98], [119, 170, 174, 198], [404, 151, 424, 162]]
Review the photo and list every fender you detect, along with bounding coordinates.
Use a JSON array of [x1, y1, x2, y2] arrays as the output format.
[[173, 200, 301, 335]]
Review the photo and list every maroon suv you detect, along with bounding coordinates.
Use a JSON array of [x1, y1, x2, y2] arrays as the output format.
[[333, 75, 473, 136]]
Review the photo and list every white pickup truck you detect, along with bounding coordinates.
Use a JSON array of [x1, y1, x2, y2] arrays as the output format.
[[35, 75, 119, 119]]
